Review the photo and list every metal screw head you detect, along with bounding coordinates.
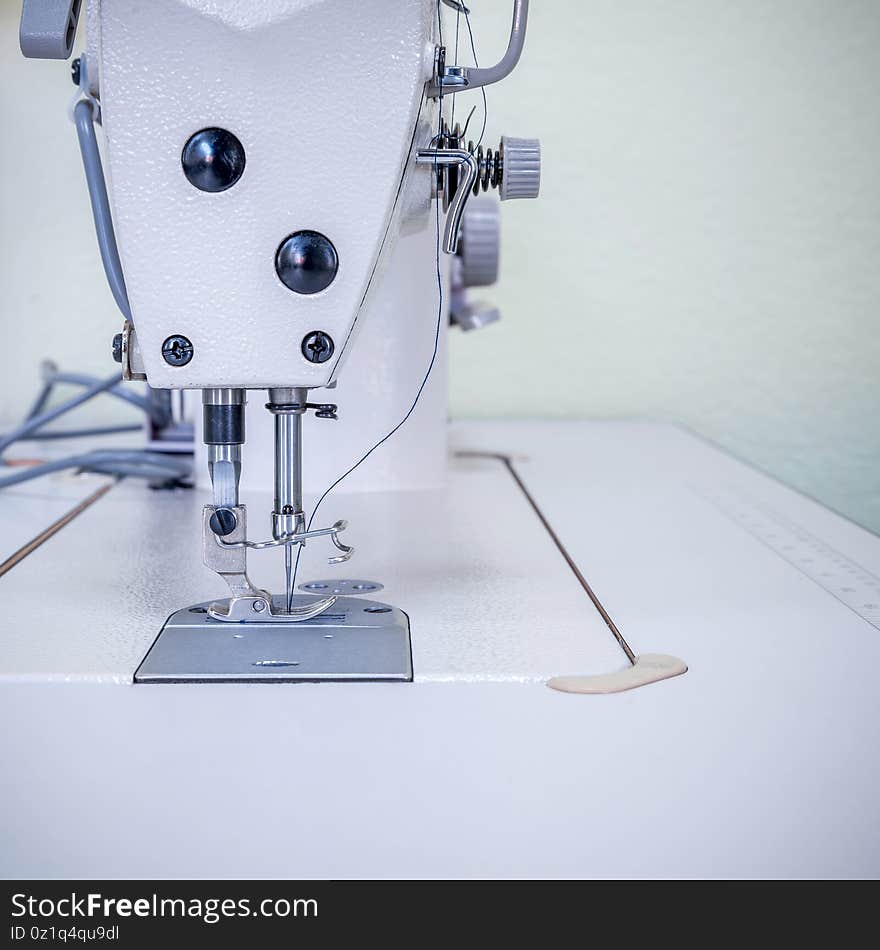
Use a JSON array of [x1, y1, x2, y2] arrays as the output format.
[[301, 331, 335, 364], [111, 333, 123, 364], [162, 335, 194, 367], [181, 128, 246, 193], [208, 507, 237, 537], [71, 57, 81, 86], [252, 600, 267, 613]]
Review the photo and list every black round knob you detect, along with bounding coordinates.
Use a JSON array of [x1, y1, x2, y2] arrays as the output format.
[[209, 508, 238, 537], [275, 231, 338, 295], [181, 128, 246, 193]]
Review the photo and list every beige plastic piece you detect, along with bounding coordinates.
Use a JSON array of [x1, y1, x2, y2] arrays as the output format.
[[547, 654, 687, 695]]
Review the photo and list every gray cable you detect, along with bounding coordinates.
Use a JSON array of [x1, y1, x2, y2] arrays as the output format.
[[25, 382, 52, 420], [0, 372, 120, 455], [43, 370, 153, 415], [26, 424, 143, 440], [73, 99, 132, 321], [0, 450, 190, 490]]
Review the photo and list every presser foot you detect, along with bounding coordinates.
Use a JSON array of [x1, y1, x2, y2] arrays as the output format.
[[135, 596, 412, 683], [207, 592, 337, 623], [202, 505, 346, 625]]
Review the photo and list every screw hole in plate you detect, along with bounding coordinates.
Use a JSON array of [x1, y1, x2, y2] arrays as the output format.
[[364, 606, 392, 614]]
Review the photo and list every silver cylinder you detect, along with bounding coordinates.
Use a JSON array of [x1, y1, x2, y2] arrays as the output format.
[[267, 388, 307, 540], [203, 387, 246, 406], [203, 388, 246, 508], [207, 443, 242, 508]]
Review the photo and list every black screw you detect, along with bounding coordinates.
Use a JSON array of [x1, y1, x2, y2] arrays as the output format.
[[71, 57, 81, 86], [301, 331, 335, 364], [162, 334, 194, 367], [111, 332, 123, 364], [209, 507, 238, 537]]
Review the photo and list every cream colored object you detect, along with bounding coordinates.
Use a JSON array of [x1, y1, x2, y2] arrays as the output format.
[[547, 654, 687, 695]]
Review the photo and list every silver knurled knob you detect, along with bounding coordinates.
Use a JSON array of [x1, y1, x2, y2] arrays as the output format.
[[500, 136, 541, 200], [459, 197, 500, 288]]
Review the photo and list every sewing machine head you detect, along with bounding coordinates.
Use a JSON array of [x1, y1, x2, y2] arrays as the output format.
[[21, 0, 540, 677]]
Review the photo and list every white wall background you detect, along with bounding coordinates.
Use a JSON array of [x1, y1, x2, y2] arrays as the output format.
[[1, 1, 879, 531]]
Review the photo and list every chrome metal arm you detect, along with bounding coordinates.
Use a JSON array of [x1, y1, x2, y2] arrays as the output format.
[[216, 519, 354, 564], [416, 148, 479, 253]]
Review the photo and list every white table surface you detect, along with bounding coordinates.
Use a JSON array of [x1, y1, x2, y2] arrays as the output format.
[[1, 421, 878, 878]]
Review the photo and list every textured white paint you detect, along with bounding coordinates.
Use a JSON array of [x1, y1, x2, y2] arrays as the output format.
[[0, 433, 630, 683], [1, 1, 879, 530], [0, 467, 113, 563], [1, 422, 879, 877], [95, 0, 435, 388]]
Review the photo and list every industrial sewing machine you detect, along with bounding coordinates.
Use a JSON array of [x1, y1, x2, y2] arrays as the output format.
[[11, 0, 691, 693], [18, 0, 559, 682]]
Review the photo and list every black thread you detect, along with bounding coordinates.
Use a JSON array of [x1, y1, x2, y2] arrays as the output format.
[[293, 3, 455, 590]]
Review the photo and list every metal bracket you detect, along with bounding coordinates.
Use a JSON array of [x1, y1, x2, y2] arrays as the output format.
[[120, 321, 146, 381], [428, 0, 529, 98]]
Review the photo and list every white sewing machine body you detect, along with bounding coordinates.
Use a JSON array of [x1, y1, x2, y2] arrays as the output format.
[[90, 0, 437, 390], [89, 0, 452, 492]]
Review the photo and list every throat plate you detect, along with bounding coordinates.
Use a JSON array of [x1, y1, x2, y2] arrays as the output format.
[[135, 596, 412, 683]]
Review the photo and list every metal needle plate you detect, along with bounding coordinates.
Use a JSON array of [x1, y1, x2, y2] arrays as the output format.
[[135, 595, 411, 683], [298, 578, 384, 595]]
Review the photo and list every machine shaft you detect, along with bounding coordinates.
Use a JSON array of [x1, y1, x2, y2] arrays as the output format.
[[203, 388, 245, 509], [267, 388, 308, 612]]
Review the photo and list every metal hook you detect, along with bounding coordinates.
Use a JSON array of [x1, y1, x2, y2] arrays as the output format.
[[428, 0, 529, 97]]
